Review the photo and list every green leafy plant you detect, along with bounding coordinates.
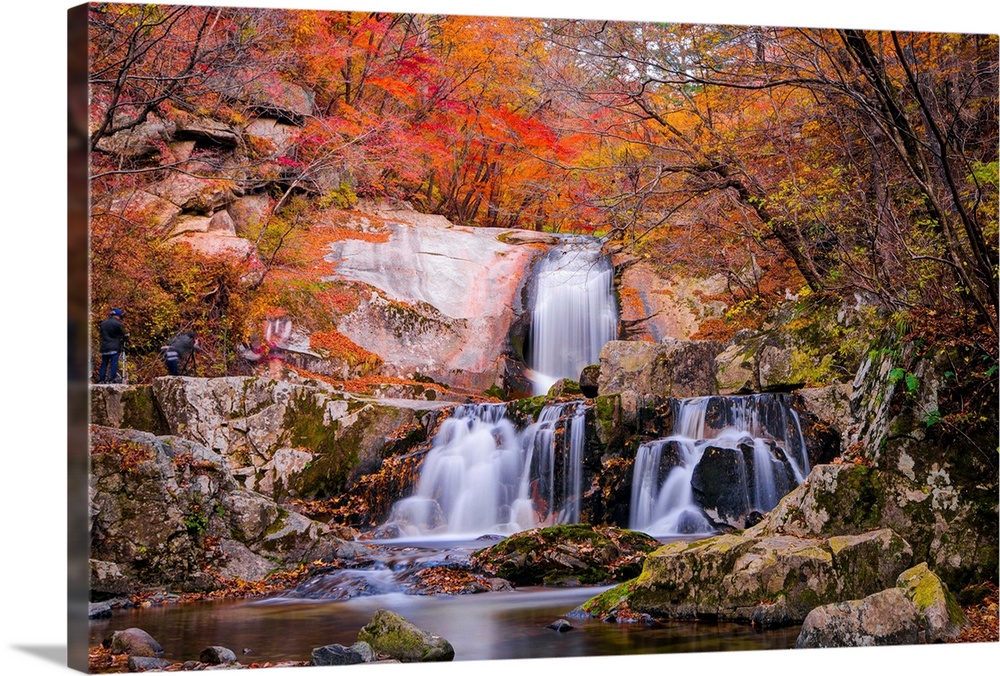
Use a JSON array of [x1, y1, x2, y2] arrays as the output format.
[[888, 367, 920, 394], [185, 512, 208, 535], [922, 409, 943, 428]]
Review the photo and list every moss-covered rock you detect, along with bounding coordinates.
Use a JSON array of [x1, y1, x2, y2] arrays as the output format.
[[547, 378, 583, 397], [896, 562, 968, 640], [795, 561, 967, 648], [356, 609, 455, 662], [471, 524, 660, 586], [750, 463, 996, 590], [591, 394, 622, 448], [582, 528, 912, 627], [90, 385, 169, 434]]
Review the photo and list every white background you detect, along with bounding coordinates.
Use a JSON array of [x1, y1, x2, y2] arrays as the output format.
[[2, 1, 997, 675]]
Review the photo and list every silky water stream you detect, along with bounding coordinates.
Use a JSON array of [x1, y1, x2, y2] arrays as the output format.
[[630, 394, 810, 536]]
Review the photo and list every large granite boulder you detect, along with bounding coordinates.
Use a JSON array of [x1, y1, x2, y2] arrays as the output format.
[[612, 258, 728, 341], [795, 562, 967, 648], [148, 160, 236, 214], [91, 376, 449, 504], [597, 339, 723, 421], [208, 73, 315, 124], [750, 463, 996, 589], [93, 117, 177, 160]]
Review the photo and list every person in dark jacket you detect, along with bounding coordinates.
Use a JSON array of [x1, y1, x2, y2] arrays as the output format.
[[97, 308, 128, 383], [162, 331, 204, 375]]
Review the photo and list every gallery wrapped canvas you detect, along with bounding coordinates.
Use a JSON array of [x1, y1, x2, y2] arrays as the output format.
[[63, 1, 998, 675]]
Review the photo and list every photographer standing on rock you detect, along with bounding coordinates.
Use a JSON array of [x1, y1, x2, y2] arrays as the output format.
[[96, 308, 128, 383]]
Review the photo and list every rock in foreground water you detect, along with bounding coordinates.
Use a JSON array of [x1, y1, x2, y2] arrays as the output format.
[[357, 609, 455, 662], [104, 628, 163, 657]]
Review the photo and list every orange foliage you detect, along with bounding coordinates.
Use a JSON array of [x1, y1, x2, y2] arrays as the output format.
[[618, 286, 647, 320], [90, 427, 154, 470], [316, 287, 362, 314], [309, 330, 382, 370]]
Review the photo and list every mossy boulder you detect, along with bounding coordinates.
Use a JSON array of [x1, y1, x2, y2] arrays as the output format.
[[591, 394, 623, 449], [547, 378, 582, 397], [471, 524, 660, 586], [583, 528, 913, 627], [750, 463, 997, 590], [356, 609, 455, 662], [104, 628, 164, 657], [795, 562, 967, 648]]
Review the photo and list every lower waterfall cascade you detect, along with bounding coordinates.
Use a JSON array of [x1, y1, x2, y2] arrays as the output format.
[[386, 401, 589, 538], [629, 394, 811, 536]]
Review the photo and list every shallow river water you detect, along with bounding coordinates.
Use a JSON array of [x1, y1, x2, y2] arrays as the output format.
[[90, 540, 801, 666]]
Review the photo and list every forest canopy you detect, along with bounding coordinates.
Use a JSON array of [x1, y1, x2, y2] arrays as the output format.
[[86, 3, 998, 388]]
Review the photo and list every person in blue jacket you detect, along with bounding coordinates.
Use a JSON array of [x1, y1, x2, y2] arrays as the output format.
[[97, 308, 128, 383]]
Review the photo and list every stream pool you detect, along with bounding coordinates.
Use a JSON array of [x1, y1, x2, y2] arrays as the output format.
[[90, 540, 802, 666]]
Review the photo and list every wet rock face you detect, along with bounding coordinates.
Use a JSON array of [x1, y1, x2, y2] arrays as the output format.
[[690, 446, 752, 528]]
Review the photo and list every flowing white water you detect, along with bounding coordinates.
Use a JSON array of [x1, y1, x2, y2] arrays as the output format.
[[387, 402, 589, 538], [528, 238, 618, 395], [629, 395, 810, 536], [629, 438, 712, 536]]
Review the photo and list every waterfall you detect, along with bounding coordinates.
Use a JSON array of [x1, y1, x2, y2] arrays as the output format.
[[629, 394, 810, 536], [528, 237, 618, 395], [386, 401, 589, 538]]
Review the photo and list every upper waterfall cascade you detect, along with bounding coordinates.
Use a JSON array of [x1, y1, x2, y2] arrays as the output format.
[[528, 237, 619, 395]]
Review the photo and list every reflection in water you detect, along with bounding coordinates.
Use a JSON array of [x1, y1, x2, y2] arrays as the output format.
[[89, 585, 800, 665]]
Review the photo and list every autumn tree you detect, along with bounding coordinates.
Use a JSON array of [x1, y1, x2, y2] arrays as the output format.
[[537, 21, 998, 339]]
